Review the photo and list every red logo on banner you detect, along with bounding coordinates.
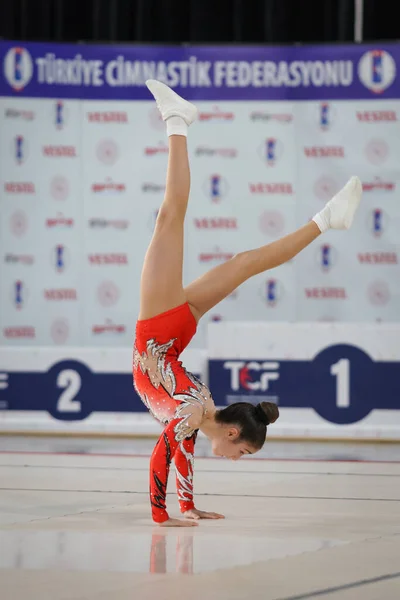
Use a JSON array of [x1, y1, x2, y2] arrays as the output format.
[[362, 177, 395, 192], [357, 110, 397, 122], [96, 139, 119, 165], [249, 183, 293, 194], [365, 139, 389, 165], [44, 289, 77, 300], [10, 211, 28, 237], [46, 215, 74, 228], [313, 177, 338, 201], [358, 252, 398, 264], [4, 182, 35, 193], [304, 146, 344, 158], [87, 111, 128, 123], [91, 178, 126, 194], [193, 218, 237, 230], [97, 281, 120, 307], [259, 211, 285, 236], [92, 320, 126, 335], [50, 176, 70, 200], [198, 248, 234, 262], [88, 254, 128, 265], [42, 145, 77, 157], [199, 107, 234, 122], [3, 326, 35, 339], [368, 281, 390, 305], [304, 288, 347, 299], [144, 142, 169, 156], [51, 319, 70, 344]]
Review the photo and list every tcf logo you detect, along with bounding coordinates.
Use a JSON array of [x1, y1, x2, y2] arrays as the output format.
[[358, 50, 396, 94], [369, 208, 388, 238], [262, 279, 283, 307], [319, 103, 334, 130], [53, 244, 68, 272], [14, 280, 24, 309], [259, 138, 283, 166], [3, 47, 34, 91], [14, 135, 25, 164], [318, 244, 337, 272], [55, 101, 64, 129], [203, 174, 228, 202], [224, 361, 280, 392]]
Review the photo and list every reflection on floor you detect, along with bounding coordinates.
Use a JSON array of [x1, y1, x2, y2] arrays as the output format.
[[0, 436, 399, 600]]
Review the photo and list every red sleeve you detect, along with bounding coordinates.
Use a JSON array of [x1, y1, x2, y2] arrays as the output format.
[[175, 431, 197, 514], [149, 417, 182, 523]]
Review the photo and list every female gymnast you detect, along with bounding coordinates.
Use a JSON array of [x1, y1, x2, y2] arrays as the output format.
[[133, 80, 362, 527]]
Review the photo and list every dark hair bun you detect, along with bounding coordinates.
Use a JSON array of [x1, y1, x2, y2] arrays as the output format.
[[256, 402, 279, 426]]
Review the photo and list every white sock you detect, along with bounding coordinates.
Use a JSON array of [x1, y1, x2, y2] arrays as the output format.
[[312, 208, 330, 233], [166, 116, 188, 137]]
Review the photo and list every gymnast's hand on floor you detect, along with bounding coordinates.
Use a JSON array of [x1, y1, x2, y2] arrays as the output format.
[[159, 518, 199, 527], [183, 509, 225, 520]]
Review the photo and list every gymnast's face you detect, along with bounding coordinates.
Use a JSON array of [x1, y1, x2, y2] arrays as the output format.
[[211, 426, 256, 461]]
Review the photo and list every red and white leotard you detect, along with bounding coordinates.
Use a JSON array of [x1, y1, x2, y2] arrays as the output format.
[[133, 303, 211, 523]]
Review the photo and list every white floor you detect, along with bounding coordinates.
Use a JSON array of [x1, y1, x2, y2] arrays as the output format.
[[0, 438, 400, 600]]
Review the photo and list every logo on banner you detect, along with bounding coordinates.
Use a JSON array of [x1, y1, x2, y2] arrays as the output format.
[[199, 107, 234, 122], [5, 108, 35, 120], [368, 281, 390, 305], [144, 142, 169, 156], [142, 183, 165, 193], [195, 146, 237, 158], [198, 248, 234, 263], [97, 281, 120, 307], [358, 252, 397, 264], [87, 111, 128, 123], [91, 178, 126, 194], [304, 287, 347, 299], [50, 176, 70, 200], [10, 210, 28, 237], [259, 138, 283, 166], [318, 102, 335, 130], [3, 326, 35, 339], [12, 280, 25, 309], [46, 214, 74, 228], [4, 182, 35, 194], [88, 218, 129, 230], [3, 47, 33, 91], [357, 110, 397, 122], [304, 146, 344, 158], [51, 319, 70, 344], [259, 211, 285, 236], [224, 361, 280, 392], [53, 244, 69, 272], [204, 175, 229, 202], [314, 176, 338, 201], [362, 177, 395, 192], [261, 279, 283, 307], [193, 217, 237, 230], [365, 139, 389, 165], [4, 253, 34, 265], [55, 101, 66, 129], [92, 319, 126, 335], [43, 145, 77, 158], [367, 208, 388, 238], [250, 111, 292, 123], [96, 139, 119, 165], [358, 50, 396, 94], [44, 289, 77, 301], [13, 135, 27, 164], [249, 183, 293, 195], [317, 244, 337, 271], [88, 253, 128, 265]]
